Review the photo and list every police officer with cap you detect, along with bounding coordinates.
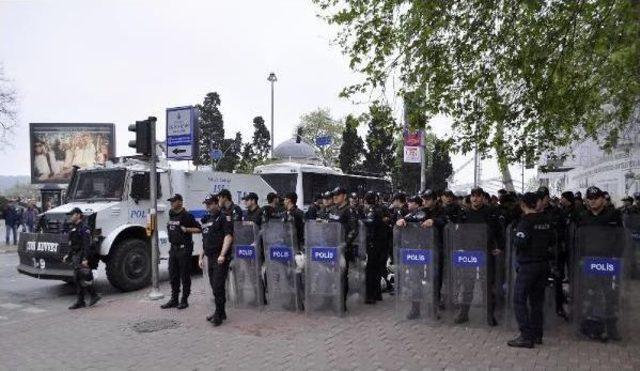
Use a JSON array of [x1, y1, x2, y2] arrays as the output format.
[[305, 194, 323, 220], [450, 186, 504, 325], [577, 186, 623, 340], [507, 192, 554, 348], [63, 207, 101, 309], [317, 191, 334, 219], [161, 194, 201, 310], [242, 192, 262, 225], [361, 191, 386, 304], [199, 193, 234, 325], [327, 186, 359, 310]]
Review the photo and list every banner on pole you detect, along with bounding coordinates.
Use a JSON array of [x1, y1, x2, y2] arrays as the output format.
[[403, 146, 422, 163]]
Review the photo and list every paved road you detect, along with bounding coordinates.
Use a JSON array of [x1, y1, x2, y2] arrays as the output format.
[[0, 252, 639, 370]]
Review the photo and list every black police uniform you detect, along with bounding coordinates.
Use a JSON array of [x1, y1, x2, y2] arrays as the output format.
[[284, 205, 305, 310], [305, 202, 321, 220], [361, 204, 386, 303], [166, 208, 200, 307], [243, 205, 261, 224], [398, 207, 430, 317], [201, 208, 234, 323], [421, 203, 447, 304], [67, 221, 99, 308], [511, 212, 554, 345], [327, 201, 358, 309]]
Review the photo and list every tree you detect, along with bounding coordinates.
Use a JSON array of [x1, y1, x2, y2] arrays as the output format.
[[0, 65, 17, 146], [314, 1, 640, 166], [338, 114, 365, 173], [216, 132, 242, 172], [296, 107, 344, 166], [195, 92, 224, 166], [425, 136, 454, 191], [392, 131, 453, 194], [238, 116, 271, 172], [362, 103, 397, 176]]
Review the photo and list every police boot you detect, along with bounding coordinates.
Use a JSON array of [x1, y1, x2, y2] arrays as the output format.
[[406, 302, 421, 320], [606, 319, 622, 341], [160, 296, 179, 309], [212, 304, 224, 326], [87, 286, 101, 307], [507, 335, 534, 349], [69, 300, 86, 310], [454, 305, 470, 324], [69, 291, 86, 310], [177, 296, 189, 310]]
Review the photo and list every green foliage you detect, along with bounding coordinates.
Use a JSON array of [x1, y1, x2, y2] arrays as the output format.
[[392, 133, 453, 194], [362, 103, 398, 176], [195, 92, 224, 166], [338, 114, 366, 173], [239, 116, 271, 172], [314, 0, 640, 164], [216, 132, 242, 172], [296, 107, 344, 165], [425, 136, 454, 191]]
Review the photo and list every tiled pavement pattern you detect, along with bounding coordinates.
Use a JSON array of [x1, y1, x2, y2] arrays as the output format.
[[1, 273, 639, 371]]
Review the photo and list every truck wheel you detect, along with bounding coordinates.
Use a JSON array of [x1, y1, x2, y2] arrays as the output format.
[[106, 239, 151, 292]]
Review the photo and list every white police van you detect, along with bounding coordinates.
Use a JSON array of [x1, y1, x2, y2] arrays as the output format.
[[17, 156, 276, 292]]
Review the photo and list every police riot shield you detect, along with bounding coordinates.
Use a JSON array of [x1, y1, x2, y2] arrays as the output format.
[[347, 221, 367, 306], [393, 223, 438, 322], [230, 221, 262, 309], [573, 226, 628, 341], [623, 215, 640, 280], [445, 223, 490, 326], [262, 220, 300, 311], [305, 220, 345, 316]]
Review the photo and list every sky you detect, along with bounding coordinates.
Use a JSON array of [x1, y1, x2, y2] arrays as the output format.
[[0, 0, 535, 192]]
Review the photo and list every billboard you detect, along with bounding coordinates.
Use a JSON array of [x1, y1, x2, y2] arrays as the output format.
[[29, 123, 116, 184]]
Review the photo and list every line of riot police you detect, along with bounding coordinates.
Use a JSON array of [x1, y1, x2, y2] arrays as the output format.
[[155, 184, 635, 348]]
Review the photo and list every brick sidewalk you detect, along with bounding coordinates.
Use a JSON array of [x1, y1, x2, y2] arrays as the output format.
[[1, 274, 638, 370]]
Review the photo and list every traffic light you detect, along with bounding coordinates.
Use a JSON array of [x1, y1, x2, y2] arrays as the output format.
[[128, 117, 155, 156]]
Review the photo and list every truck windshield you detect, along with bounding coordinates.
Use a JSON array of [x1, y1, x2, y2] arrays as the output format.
[[69, 169, 126, 201]]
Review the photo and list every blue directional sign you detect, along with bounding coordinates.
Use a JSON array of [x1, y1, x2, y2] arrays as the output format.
[[315, 135, 332, 146], [210, 149, 224, 161], [166, 106, 198, 161]]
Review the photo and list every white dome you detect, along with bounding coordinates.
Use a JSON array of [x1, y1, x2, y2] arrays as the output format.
[[273, 138, 319, 160]]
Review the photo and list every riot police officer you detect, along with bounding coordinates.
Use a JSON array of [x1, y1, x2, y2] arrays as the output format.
[[317, 191, 334, 219], [161, 194, 201, 310], [198, 193, 234, 326], [450, 187, 504, 326], [361, 191, 386, 304], [327, 186, 359, 311], [262, 192, 282, 223], [283, 192, 305, 310], [576, 186, 623, 340], [64, 207, 101, 310], [305, 194, 323, 220], [242, 192, 262, 225], [507, 192, 554, 348]]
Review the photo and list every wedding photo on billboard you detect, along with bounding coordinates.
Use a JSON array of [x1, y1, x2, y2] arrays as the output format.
[[29, 123, 116, 184]]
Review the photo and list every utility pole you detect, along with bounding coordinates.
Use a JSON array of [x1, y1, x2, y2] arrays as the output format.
[[420, 130, 427, 191], [148, 117, 163, 301], [267, 72, 277, 157]]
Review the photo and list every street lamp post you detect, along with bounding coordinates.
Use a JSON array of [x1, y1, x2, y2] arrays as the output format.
[[267, 72, 277, 158]]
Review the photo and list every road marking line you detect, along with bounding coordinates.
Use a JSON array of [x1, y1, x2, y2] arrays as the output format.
[[0, 315, 7, 320], [22, 307, 46, 314], [0, 303, 23, 310]]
